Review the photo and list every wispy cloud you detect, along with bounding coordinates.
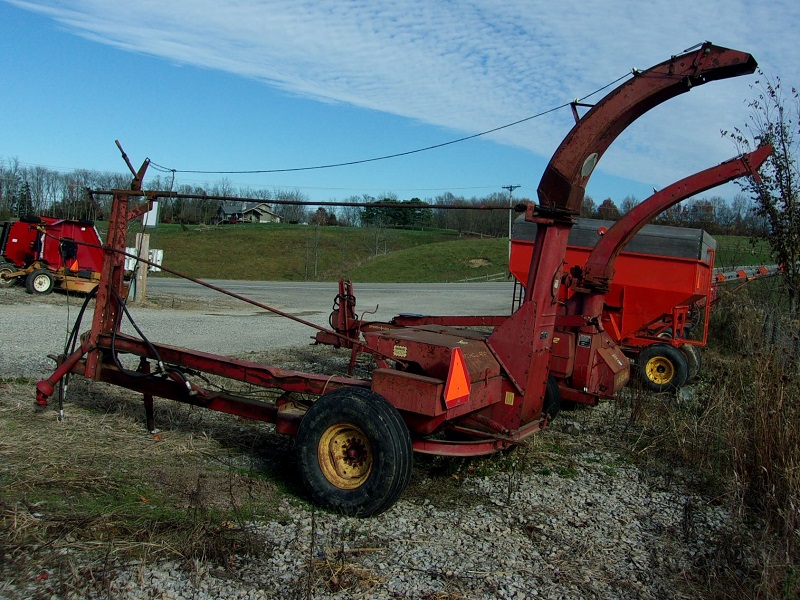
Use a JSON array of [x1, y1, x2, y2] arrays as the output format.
[[8, 0, 799, 188]]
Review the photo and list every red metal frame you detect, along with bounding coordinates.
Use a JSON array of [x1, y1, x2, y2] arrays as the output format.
[[579, 147, 770, 290], [496, 43, 758, 413], [509, 147, 771, 360], [36, 43, 762, 461]]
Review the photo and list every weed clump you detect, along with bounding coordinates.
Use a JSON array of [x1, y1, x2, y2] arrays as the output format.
[[622, 289, 800, 598]]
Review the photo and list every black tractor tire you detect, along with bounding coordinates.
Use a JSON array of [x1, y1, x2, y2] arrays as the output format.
[[636, 343, 689, 392], [0, 262, 17, 288], [542, 376, 561, 421], [296, 387, 413, 517], [680, 344, 702, 383], [25, 269, 55, 295]]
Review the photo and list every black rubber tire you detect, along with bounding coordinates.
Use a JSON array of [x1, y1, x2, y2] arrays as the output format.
[[636, 343, 689, 392], [680, 344, 702, 383], [25, 269, 55, 295], [542, 376, 561, 421], [296, 387, 413, 517], [0, 262, 16, 288]]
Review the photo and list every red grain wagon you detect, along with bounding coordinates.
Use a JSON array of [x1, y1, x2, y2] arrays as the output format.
[[511, 218, 726, 391]]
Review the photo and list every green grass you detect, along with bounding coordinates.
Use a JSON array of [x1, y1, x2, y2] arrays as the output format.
[[714, 235, 773, 268], [347, 238, 509, 282], [130, 222, 501, 282], [113, 220, 777, 283]]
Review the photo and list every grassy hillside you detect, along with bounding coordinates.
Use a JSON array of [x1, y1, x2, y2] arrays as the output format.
[[347, 238, 509, 282], [138, 223, 499, 282], [125, 222, 774, 282]]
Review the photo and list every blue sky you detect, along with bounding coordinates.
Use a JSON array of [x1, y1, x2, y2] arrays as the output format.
[[1, 0, 798, 204]]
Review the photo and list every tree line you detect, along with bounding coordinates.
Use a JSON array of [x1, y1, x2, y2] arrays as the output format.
[[0, 160, 769, 238], [580, 193, 768, 237]]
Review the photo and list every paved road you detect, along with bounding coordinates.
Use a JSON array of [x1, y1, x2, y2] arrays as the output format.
[[145, 278, 517, 320], [0, 280, 517, 378]]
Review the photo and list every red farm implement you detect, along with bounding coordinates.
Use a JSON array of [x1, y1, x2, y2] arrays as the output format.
[[0, 216, 105, 294], [509, 217, 780, 392], [36, 43, 769, 516]]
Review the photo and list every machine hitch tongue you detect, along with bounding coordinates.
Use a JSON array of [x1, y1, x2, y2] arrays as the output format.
[[34, 44, 762, 516], [36, 339, 95, 406]]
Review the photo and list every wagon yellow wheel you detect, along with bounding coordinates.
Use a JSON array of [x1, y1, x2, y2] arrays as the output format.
[[637, 344, 688, 392], [645, 355, 674, 384], [296, 387, 412, 516], [318, 423, 373, 490]]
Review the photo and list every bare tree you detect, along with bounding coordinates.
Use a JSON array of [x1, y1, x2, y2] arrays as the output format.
[[619, 195, 639, 215], [337, 195, 363, 227], [579, 195, 596, 218], [273, 189, 309, 224], [433, 192, 464, 230], [728, 73, 800, 312], [0, 158, 21, 219]]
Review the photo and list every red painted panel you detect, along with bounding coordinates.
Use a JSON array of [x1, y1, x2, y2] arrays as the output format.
[[39, 219, 104, 272], [510, 239, 713, 343], [2, 220, 40, 266]]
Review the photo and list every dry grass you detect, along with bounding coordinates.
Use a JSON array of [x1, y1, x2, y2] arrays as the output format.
[[0, 377, 286, 597], [0, 346, 401, 598], [620, 291, 800, 599], [299, 533, 387, 599]]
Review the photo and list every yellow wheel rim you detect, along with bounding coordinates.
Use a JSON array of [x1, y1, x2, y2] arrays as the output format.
[[645, 356, 675, 385], [318, 423, 373, 490]]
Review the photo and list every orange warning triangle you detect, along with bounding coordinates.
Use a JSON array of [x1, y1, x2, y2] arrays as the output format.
[[444, 347, 471, 408], [69, 259, 79, 271]]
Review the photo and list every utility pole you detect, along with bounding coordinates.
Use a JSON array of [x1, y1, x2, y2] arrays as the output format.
[[502, 184, 521, 260], [132, 232, 150, 303]]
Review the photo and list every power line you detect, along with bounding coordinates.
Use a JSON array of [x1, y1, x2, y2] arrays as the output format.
[[149, 106, 566, 175], [149, 71, 631, 176], [0, 157, 506, 195], [143, 176, 508, 195]]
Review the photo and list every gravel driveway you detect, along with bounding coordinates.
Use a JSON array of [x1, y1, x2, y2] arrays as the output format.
[[0, 284, 730, 599], [0, 280, 514, 378]]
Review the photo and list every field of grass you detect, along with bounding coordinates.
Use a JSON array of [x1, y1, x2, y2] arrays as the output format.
[[130, 222, 504, 282], [713, 235, 773, 268], [347, 238, 509, 282], [123, 221, 775, 283]]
